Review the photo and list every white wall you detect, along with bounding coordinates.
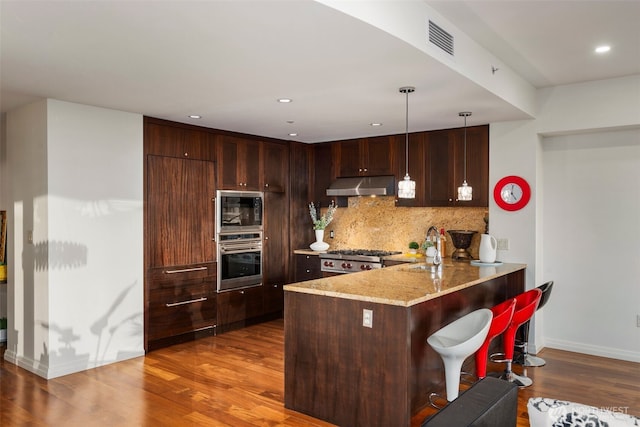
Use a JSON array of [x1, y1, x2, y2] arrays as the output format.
[[0, 113, 8, 321], [5, 99, 144, 378], [490, 75, 640, 362], [5, 100, 49, 369], [542, 129, 640, 361]]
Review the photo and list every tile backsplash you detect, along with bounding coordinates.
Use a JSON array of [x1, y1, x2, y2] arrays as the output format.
[[317, 196, 488, 258]]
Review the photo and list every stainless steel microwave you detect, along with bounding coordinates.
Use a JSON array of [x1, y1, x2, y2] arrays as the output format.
[[216, 190, 264, 233]]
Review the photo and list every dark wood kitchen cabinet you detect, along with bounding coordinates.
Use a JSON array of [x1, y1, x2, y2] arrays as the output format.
[[294, 253, 322, 282], [312, 142, 336, 206], [146, 262, 217, 348], [217, 135, 261, 190], [145, 152, 217, 351], [335, 136, 396, 177], [144, 117, 216, 161], [263, 190, 289, 314], [425, 125, 489, 207], [216, 286, 264, 332], [261, 141, 288, 193]]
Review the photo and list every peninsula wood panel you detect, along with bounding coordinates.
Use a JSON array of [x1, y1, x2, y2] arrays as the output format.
[[285, 293, 409, 427], [284, 269, 524, 427]]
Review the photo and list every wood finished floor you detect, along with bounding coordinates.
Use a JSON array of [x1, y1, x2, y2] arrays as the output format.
[[1, 318, 638, 426]]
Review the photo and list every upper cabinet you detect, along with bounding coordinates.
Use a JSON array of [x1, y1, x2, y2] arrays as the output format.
[[217, 135, 261, 190], [145, 117, 216, 161], [217, 137, 289, 192], [335, 136, 396, 177], [261, 141, 288, 193], [424, 125, 489, 207], [312, 142, 336, 206]]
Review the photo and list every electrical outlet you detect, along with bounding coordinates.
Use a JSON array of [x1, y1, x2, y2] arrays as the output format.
[[497, 238, 509, 251], [27, 230, 33, 244], [363, 309, 373, 328]]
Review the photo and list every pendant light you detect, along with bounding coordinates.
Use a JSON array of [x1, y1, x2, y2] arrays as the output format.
[[398, 86, 416, 199], [457, 112, 473, 201]]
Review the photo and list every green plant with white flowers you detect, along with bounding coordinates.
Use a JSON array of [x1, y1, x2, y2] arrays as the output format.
[[308, 201, 337, 230]]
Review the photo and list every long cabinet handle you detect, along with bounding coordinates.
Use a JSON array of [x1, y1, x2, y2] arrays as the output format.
[[164, 266, 208, 274], [165, 297, 207, 307]]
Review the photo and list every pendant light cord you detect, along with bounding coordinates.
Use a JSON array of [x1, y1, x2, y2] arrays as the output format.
[[459, 111, 471, 182], [463, 114, 467, 181], [405, 89, 409, 176]]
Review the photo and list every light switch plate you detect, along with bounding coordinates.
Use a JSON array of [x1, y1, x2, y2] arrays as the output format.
[[497, 238, 509, 250]]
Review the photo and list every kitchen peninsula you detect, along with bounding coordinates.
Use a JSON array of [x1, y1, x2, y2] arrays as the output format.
[[283, 260, 526, 427]]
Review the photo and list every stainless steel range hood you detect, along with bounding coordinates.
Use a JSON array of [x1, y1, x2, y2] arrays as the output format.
[[326, 175, 396, 197]]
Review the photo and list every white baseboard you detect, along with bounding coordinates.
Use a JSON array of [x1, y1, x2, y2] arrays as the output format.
[[543, 338, 640, 363], [3, 349, 146, 379]]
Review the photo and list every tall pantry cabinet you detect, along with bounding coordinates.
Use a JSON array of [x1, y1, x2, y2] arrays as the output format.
[[144, 118, 218, 351]]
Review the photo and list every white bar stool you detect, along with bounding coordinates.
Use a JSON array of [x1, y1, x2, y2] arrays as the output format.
[[427, 308, 493, 402]]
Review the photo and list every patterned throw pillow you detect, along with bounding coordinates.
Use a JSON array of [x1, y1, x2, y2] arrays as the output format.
[[528, 397, 639, 427]]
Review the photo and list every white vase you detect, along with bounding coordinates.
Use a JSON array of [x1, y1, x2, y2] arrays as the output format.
[[310, 229, 329, 251]]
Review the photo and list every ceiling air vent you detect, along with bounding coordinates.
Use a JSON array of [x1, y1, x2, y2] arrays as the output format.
[[429, 20, 454, 56]]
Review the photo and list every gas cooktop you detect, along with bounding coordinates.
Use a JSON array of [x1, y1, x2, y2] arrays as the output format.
[[319, 249, 402, 274], [321, 249, 402, 260]]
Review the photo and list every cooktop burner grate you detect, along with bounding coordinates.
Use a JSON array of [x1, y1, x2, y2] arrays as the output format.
[[323, 249, 402, 258]]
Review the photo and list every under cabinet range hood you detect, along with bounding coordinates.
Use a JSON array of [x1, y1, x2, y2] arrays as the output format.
[[326, 175, 395, 197]]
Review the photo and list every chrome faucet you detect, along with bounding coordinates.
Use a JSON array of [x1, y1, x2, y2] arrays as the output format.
[[426, 226, 442, 268]]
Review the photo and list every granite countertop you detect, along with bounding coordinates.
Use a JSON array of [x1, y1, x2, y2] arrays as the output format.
[[293, 249, 325, 255], [283, 261, 526, 307]]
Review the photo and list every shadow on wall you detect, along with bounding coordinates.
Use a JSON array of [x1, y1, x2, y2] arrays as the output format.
[[89, 280, 142, 364], [35, 280, 142, 376], [34, 240, 87, 271]]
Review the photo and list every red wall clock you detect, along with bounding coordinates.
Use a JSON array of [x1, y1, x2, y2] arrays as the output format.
[[493, 175, 531, 211]]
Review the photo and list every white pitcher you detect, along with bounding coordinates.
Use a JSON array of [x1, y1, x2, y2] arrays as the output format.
[[479, 234, 497, 263]]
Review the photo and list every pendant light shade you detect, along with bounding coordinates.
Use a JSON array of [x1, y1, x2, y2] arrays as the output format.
[[398, 86, 416, 199], [457, 112, 473, 201]]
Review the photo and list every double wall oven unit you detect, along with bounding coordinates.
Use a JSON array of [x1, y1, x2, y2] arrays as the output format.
[[216, 190, 264, 292], [319, 249, 402, 276]]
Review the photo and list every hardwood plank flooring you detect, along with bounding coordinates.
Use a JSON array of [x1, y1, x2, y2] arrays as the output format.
[[1, 319, 638, 426]]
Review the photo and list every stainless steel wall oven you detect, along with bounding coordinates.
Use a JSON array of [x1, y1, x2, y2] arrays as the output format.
[[217, 232, 262, 292]]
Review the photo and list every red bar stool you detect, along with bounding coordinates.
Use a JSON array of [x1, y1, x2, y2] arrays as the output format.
[[514, 281, 554, 367], [475, 298, 517, 380], [490, 288, 542, 387]]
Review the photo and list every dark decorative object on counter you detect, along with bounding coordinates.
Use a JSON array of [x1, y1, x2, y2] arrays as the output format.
[[447, 230, 477, 260]]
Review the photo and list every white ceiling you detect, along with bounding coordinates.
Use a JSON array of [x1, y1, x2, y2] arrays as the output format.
[[1, 0, 638, 143]]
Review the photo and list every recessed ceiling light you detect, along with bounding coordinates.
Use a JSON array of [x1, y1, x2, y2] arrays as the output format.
[[188, 115, 201, 119], [278, 98, 292, 103], [595, 45, 611, 53], [370, 123, 383, 127], [288, 133, 298, 137]]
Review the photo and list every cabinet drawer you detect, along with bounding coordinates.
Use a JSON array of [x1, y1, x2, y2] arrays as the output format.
[[148, 262, 216, 288], [295, 254, 322, 282], [148, 283, 216, 341], [217, 286, 264, 326]]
